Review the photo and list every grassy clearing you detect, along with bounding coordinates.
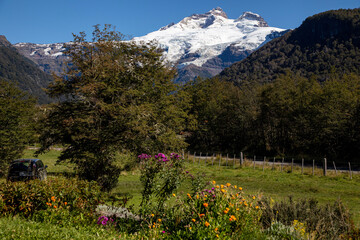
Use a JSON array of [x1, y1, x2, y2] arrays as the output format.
[[0, 216, 120, 240], [9, 149, 360, 226]]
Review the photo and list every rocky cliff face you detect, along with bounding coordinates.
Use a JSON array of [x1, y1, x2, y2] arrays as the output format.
[[14, 42, 68, 76]]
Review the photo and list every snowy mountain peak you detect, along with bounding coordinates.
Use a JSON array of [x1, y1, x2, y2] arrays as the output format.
[[207, 7, 228, 19], [236, 12, 269, 27]]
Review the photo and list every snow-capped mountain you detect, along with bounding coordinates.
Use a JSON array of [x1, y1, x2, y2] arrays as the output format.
[[134, 7, 288, 83], [14, 42, 67, 76], [13, 7, 288, 83]]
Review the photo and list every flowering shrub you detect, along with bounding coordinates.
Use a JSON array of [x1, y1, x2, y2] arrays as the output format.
[[0, 177, 101, 225], [139, 153, 185, 216], [139, 181, 264, 239]]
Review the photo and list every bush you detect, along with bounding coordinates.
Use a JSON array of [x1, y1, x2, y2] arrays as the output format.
[[259, 196, 355, 239], [135, 181, 265, 239], [0, 177, 101, 225]]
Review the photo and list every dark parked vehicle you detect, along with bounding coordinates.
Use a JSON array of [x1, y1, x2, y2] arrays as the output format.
[[7, 159, 48, 182]]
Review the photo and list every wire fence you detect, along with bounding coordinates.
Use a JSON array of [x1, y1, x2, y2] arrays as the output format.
[[182, 150, 358, 179]]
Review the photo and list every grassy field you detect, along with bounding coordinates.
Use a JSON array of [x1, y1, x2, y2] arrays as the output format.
[[5, 149, 360, 226]]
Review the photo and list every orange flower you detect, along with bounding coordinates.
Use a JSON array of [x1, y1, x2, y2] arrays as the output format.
[[187, 193, 192, 199], [221, 189, 226, 193], [64, 202, 67, 205], [51, 196, 56, 202], [226, 183, 231, 187], [214, 227, 218, 232], [151, 214, 155, 217], [54, 205, 57, 209], [216, 185, 220, 189], [220, 185, 224, 189], [229, 215, 236, 221], [204, 221, 210, 227], [239, 187, 243, 191], [212, 180, 216, 184], [192, 218, 196, 222], [158, 219, 162, 222], [223, 208, 229, 214], [255, 206, 259, 209], [203, 203, 209, 208], [199, 213, 205, 218]]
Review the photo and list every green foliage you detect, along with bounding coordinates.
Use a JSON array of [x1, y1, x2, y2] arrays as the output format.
[[139, 153, 185, 216], [0, 80, 37, 176], [37, 24, 188, 190], [260, 197, 355, 239], [0, 177, 101, 224]]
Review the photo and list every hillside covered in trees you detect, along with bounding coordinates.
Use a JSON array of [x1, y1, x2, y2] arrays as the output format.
[[218, 8, 360, 85], [0, 35, 53, 104]]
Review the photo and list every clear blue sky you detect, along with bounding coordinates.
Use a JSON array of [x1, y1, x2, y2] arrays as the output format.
[[0, 0, 359, 44]]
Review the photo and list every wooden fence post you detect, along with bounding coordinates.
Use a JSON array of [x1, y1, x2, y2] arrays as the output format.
[[301, 158, 304, 174], [333, 161, 337, 175], [312, 159, 315, 176], [240, 152, 244, 167], [272, 157, 275, 170], [323, 158, 327, 176], [349, 162, 352, 180], [226, 154, 229, 167], [253, 156, 256, 169], [291, 158, 294, 173], [193, 152, 196, 164], [212, 154, 215, 166], [263, 157, 266, 171], [199, 152, 202, 165], [233, 154, 236, 168]]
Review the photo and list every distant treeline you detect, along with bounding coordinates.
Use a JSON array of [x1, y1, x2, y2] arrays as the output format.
[[181, 72, 360, 165]]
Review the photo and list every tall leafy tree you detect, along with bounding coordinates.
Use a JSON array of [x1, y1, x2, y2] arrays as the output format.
[[0, 80, 36, 176], [37, 25, 187, 190]]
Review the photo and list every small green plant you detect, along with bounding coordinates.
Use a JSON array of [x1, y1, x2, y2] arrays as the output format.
[[139, 153, 185, 216]]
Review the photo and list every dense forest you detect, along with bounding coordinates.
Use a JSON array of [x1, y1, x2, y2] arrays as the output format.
[[0, 36, 53, 104], [218, 8, 360, 85]]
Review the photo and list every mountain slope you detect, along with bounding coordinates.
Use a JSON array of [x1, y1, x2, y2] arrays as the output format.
[[0, 35, 54, 104], [218, 8, 360, 85], [13, 8, 286, 84]]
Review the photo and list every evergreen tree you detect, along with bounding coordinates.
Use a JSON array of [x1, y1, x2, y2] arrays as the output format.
[[37, 25, 187, 190]]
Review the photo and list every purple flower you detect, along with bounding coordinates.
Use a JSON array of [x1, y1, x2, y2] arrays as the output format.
[[211, 187, 215, 190], [186, 171, 189, 174], [162, 231, 166, 234]]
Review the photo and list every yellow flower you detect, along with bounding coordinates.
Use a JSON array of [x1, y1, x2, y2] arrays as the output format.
[[236, 208, 240, 211], [151, 213, 154, 217], [229, 215, 236, 221], [189, 227, 192, 230], [196, 195, 199, 199], [226, 183, 231, 187], [234, 185, 237, 189], [158, 219, 162, 222], [205, 221, 210, 227], [212, 180, 216, 184], [216, 185, 220, 189], [252, 196, 256, 200], [220, 185, 224, 189], [192, 218, 196, 222], [203, 203, 209, 208], [216, 234, 219, 238], [239, 187, 243, 191], [172, 193, 176, 197], [255, 206, 259, 209], [204, 194, 208, 198], [223, 208, 229, 214]]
